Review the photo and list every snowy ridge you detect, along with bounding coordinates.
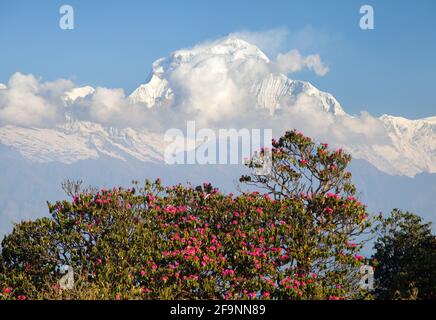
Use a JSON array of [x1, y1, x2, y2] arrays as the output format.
[[0, 119, 165, 164], [378, 115, 436, 175], [251, 73, 345, 115]]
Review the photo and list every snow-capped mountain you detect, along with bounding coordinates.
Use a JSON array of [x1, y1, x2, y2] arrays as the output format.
[[63, 86, 95, 104], [344, 115, 436, 177], [128, 75, 173, 107], [0, 37, 435, 178], [128, 38, 344, 115], [380, 115, 436, 175], [0, 118, 182, 164]]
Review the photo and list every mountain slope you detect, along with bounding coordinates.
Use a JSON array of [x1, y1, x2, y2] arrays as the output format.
[[0, 119, 174, 164]]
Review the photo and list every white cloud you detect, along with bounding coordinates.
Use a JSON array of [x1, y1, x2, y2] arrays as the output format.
[[0, 73, 73, 127], [70, 87, 160, 128], [274, 50, 329, 76], [89, 87, 128, 123], [229, 28, 289, 56]]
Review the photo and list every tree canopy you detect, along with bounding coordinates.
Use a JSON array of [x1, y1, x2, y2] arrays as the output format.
[[372, 209, 436, 300]]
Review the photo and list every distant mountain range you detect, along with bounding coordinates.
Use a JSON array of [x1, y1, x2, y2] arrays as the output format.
[[0, 37, 435, 236]]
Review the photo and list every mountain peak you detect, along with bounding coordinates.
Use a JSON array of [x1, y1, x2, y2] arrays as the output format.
[[207, 36, 269, 60], [127, 36, 344, 117], [128, 75, 173, 107], [170, 37, 270, 65], [63, 86, 95, 104]]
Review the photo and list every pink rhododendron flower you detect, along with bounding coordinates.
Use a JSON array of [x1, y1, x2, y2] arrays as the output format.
[[222, 269, 235, 277], [325, 207, 334, 214], [2, 287, 12, 294], [165, 205, 177, 214], [354, 254, 364, 261]]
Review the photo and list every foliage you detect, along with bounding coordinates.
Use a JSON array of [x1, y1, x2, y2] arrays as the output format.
[[240, 129, 373, 291], [240, 129, 355, 198], [372, 209, 436, 300]]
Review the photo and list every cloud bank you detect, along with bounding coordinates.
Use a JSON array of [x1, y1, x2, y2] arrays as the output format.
[[0, 33, 390, 153], [0, 73, 74, 127]]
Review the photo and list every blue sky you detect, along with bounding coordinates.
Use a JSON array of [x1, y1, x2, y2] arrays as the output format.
[[1, 0, 435, 119]]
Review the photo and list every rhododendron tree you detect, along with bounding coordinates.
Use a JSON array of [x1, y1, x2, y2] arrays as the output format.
[[240, 129, 375, 297], [0, 130, 374, 300], [240, 130, 355, 198]]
